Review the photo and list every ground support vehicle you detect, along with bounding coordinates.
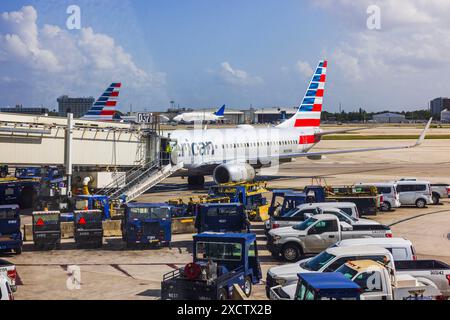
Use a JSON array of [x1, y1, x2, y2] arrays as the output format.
[[32, 211, 61, 250], [168, 195, 230, 217], [122, 203, 172, 248], [270, 272, 361, 300], [0, 258, 17, 292], [267, 214, 392, 262], [161, 233, 262, 300], [325, 185, 382, 215], [357, 183, 401, 211], [74, 210, 103, 248], [209, 181, 270, 221], [0, 205, 22, 254], [194, 203, 250, 233], [0, 178, 40, 209], [268, 186, 326, 218], [74, 195, 114, 220]]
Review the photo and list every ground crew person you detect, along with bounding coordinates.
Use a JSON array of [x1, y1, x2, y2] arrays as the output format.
[[164, 143, 172, 164]]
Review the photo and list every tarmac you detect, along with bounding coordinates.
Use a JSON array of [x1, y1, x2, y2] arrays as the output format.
[[6, 136, 450, 300]]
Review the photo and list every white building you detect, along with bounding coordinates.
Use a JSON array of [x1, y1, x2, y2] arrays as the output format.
[[372, 112, 406, 123], [441, 109, 450, 123]]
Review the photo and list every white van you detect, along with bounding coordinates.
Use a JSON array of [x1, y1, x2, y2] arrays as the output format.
[[357, 183, 401, 211], [333, 237, 417, 261], [395, 180, 433, 208]]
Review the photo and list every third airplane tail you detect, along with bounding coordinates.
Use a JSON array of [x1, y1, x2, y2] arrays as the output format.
[[214, 104, 226, 117], [277, 60, 327, 129]]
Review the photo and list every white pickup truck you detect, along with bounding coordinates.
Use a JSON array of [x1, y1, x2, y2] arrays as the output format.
[[270, 260, 442, 300], [267, 246, 450, 299], [265, 245, 395, 297], [0, 275, 14, 300], [0, 258, 17, 292], [267, 214, 392, 262]]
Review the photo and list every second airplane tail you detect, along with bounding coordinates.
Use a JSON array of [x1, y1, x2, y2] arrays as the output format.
[[277, 60, 327, 129]]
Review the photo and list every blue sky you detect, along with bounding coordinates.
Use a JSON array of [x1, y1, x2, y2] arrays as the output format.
[[1, 0, 450, 112]]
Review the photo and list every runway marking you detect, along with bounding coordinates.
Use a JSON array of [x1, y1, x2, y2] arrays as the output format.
[[388, 209, 450, 227], [111, 264, 136, 279]]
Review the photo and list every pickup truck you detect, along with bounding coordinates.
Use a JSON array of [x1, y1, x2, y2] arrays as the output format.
[[0, 258, 16, 292], [265, 204, 376, 234], [267, 214, 392, 262], [430, 183, 450, 204], [266, 245, 395, 296], [270, 260, 442, 300]]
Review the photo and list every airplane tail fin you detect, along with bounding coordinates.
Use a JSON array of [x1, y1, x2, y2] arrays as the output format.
[[277, 60, 327, 128], [214, 104, 226, 116], [81, 83, 121, 121]]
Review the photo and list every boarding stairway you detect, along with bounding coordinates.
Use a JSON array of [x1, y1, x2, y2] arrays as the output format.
[[96, 160, 184, 203]]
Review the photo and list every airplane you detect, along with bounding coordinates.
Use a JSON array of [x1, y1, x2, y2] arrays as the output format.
[[167, 60, 432, 187], [80, 83, 122, 121], [172, 105, 226, 124]]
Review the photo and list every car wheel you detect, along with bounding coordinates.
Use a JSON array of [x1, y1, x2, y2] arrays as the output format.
[[14, 247, 22, 255], [381, 201, 391, 212], [282, 243, 301, 262], [243, 276, 252, 297], [415, 198, 426, 208], [218, 288, 228, 300], [432, 193, 440, 205]]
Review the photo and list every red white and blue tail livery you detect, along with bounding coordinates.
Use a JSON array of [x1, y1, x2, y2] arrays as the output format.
[[277, 60, 326, 129], [81, 83, 121, 121]]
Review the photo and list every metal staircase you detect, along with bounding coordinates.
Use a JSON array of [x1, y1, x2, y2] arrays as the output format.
[[96, 160, 184, 203]]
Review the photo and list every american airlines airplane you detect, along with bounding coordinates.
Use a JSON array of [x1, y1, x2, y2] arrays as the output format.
[[167, 60, 431, 187], [81, 83, 122, 121], [172, 105, 226, 123]]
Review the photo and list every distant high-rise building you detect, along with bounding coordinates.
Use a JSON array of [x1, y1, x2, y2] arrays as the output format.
[[57, 96, 95, 118], [430, 97, 450, 118]]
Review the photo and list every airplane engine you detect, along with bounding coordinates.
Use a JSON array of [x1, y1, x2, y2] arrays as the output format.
[[213, 163, 256, 184]]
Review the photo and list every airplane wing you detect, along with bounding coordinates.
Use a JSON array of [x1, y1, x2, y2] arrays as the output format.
[[284, 118, 431, 158], [316, 126, 377, 136]]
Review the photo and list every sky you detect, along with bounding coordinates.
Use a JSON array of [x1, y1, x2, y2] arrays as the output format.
[[1, 0, 450, 112]]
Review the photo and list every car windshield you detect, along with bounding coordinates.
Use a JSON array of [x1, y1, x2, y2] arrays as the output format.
[[302, 251, 336, 271], [129, 207, 170, 220], [335, 264, 359, 279], [293, 217, 317, 231], [196, 241, 242, 261]]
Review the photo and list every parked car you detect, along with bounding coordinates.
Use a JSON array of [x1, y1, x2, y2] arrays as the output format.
[[266, 245, 395, 297], [0, 275, 13, 300], [398, 178, 448, 205], [356, 183, 401, 211], [332, 237, 417, 261], [395, 180, 433, 208], [267, 214, 392, 262]]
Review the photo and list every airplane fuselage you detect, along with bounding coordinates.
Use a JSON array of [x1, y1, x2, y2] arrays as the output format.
[[167, 125, 321, 173]]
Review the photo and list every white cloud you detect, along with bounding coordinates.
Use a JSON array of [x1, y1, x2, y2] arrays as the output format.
[[218, 61, 263, 86], [314, 0, 450, 109], [0, 6, 167, 108], [295, 60, 314, 78]]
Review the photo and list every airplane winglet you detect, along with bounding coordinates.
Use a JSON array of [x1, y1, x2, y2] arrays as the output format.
[[413, 117, 432, 147]]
